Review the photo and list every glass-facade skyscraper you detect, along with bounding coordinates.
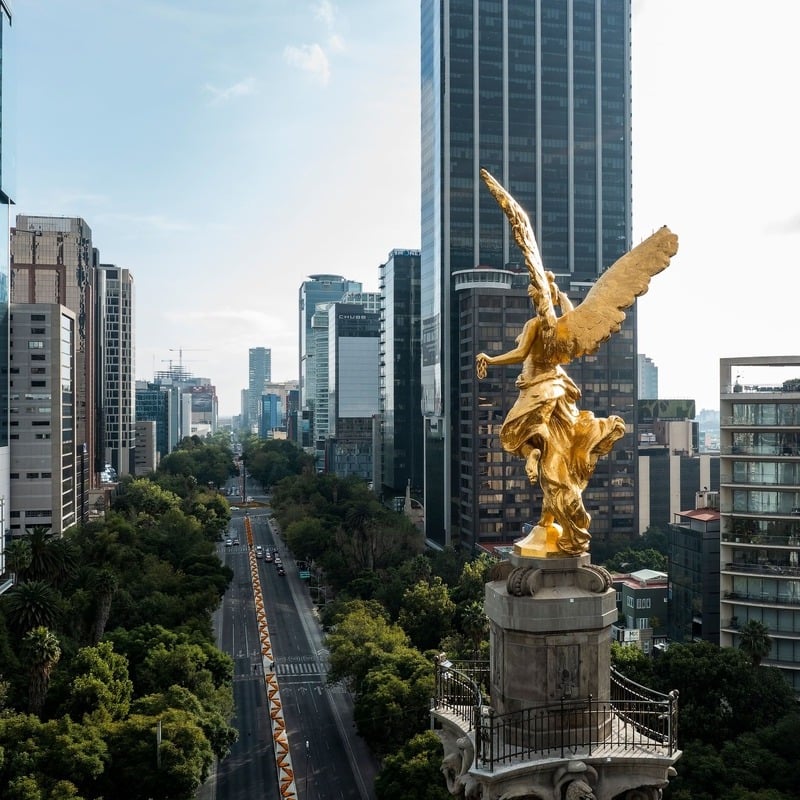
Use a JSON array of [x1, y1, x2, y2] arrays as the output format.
[[421, 0, 635, 549], [297, 275, 362, 449]]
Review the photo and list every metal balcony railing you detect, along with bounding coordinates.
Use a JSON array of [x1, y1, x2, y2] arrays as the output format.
[[432, 663, 678, 772]]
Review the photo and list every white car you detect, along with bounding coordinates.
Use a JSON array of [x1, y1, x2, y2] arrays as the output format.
[[225, 538, 233, 547]]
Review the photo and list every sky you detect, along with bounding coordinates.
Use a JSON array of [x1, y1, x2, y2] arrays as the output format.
[[11, 1, 800, 416]]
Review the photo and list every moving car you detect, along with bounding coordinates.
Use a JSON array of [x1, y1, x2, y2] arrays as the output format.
[[255, 545, 264, 559], [225, 538, 233, 547], [232, 538, 240, 546], [277, 565, 286, 576], [264, 552, 274, 563]]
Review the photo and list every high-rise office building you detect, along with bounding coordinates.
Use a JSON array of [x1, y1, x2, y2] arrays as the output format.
[[719, 355, 800, 693], [0, 0, 14, 584], [247, 347, 271, 429], [638, 354, 659, 400], [8, 304, 77, 535], [311, 292, 380, 459], [325, 302, 381, 479], [97, 264, 135, 477], [11, 216, 97, 523], [421, 0, 635, 549], [379, 249, 423, 497], [135, 380, 180, 461], [298, 275, 362, 448]]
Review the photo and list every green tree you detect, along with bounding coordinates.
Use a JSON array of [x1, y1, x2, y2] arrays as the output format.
[[451, 553, 495, 606], [737, 619, 772, 666], [5, 539, 32, 580], [114, 478, 181, 518], [458, 600, 489, 659], [610, 641, 654, 686], [284, 517, 333, 562], [397, 577, 455, 652], [101, 710, 213, 800], [326, 601, 409, 693], [4, 581, 62, 635], [133, 685, 237, 760], [375, 731, 451, 800], [354, 649, 435, 755], [650, 642, 792, 745], [604, 547, 667, 573], [89, 568, 118, 645], [62, 641, 133, 722], [23, 527, 76, 587], [22, 627, 61, 716]]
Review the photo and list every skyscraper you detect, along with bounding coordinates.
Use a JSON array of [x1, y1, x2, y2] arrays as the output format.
[[247, 347, 271, 430], [325, 302, 381, 479], [97, 264, 135, 477], [11, 216, 97, 520], [8, 304, 77, 535], [379, 249, 423, 497], [421, 0, 635, 549], [0, 1, 14, 583], [298, 275, 362, 448]]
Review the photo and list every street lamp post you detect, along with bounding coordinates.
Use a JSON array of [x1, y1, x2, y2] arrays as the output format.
[[305, 739, 310, 797]]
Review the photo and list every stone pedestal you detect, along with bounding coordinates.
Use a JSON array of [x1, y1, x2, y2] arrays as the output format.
[[485, 552, 616, 711], [433, 549, 681, 800]]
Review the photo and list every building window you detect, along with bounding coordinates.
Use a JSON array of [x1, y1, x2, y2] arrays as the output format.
[[28, 341, 44, 349], [636, 598, 651, 609], [637, 618, 649, 629]]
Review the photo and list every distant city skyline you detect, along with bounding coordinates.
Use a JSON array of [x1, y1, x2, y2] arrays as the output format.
[[12, 1, 800, 415]]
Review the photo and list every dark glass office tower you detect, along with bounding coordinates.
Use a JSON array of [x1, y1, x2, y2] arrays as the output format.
[[379, 250, 423, 497], [421, 0, 635, 550]]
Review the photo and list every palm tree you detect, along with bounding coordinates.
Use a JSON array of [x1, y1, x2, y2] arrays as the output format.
[[738, 619, 772, 667], [4, 580, 62, 634], [5, 539, 32, 582], [460, 600, 489, 658], [22, 626, 61, 715], [25, 525, 75, 585], [90, 568, 119, 644]]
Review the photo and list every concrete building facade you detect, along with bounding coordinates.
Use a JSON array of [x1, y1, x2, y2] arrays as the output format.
[[97, 264, 135, 477], [11, 216, 97, 522], [9, 304, 77, 535], [0, 0, 15, 585]]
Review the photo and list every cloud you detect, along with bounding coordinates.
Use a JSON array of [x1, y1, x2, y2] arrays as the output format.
[[327, 33, 346, 54], [283, 43, 331, 86], [314, 0, 336, 28], [202, 77, 257, 104]]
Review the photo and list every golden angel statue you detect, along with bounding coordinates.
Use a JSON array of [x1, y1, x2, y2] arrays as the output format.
[[475, 168, 678, 557]]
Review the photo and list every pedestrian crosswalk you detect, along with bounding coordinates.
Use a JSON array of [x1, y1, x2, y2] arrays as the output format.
[[275, 657, 327, 676]]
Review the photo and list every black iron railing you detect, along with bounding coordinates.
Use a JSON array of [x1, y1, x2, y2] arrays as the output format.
[[432, 663, 678, 772]]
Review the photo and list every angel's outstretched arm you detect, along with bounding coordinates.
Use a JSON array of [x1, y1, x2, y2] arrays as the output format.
[[476, 318, 538, 378]]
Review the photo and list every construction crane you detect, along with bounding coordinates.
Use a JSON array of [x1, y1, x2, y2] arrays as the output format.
[[169, 348, 210, 371]]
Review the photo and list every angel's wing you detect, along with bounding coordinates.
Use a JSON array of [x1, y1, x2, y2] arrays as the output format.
[[551, 226, 678, 361], [480, 168, 556, 331]]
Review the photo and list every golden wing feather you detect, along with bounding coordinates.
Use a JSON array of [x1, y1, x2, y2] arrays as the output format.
[[551, 226, 678, 361], [480, 168, 556, 330]]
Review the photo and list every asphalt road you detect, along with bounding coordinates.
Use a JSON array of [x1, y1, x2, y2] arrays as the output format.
[[199, 489, 379, 800]]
